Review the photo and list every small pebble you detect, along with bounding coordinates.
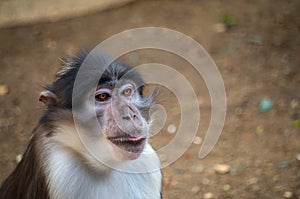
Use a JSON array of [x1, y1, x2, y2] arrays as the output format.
[[296, 153, 300, 161], [214, 164, 230, 174], [16, 154, 23, 163], [223, 184, 231, 191], [167, 124, 176, 134], [202, 178, 210, 185], [190, 164, 204, 173], [0, 85, 8, 96], [191, 185, 200, 193], [214, 23, 227, 33], [250, 35, 263, 45], [283, 191, 293, 198], [290, 99, 298, 109], [203, 192, 214, 199], [247, 177, 258, 185], [193, 136, 202, 145]]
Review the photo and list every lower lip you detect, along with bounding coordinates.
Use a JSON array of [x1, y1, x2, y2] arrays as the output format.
[[125, 135, 144, 142], [108, 136, 146, 158]]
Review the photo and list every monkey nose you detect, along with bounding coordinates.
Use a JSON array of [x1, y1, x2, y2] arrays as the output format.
[[122, 108, 143, 127], [123, 109, 138, 121]]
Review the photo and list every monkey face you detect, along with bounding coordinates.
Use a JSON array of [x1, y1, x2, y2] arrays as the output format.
[[90, 80, 150, 161]]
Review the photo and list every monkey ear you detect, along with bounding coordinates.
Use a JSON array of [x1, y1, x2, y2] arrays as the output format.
[[39, 91, 58, 107]]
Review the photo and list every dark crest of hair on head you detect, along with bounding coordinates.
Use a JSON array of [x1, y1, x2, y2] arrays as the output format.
[[44, 51, 145, 109]]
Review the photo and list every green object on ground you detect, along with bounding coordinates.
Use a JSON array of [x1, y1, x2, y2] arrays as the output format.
[[218, 13, 237, 27], [293, 120, 300, 128]]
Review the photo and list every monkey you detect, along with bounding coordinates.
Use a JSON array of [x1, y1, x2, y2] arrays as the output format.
[[0, 51, 162, 199]]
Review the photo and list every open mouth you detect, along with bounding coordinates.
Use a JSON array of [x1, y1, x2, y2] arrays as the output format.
[[107, 134, 146, 154]]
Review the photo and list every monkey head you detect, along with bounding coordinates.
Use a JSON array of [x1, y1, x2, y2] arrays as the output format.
[[39, 52, 155, 169]]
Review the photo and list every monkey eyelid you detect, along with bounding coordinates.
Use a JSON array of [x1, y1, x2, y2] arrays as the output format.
[[119, 83, 135, 91], [95, 88, 112, 95], [120, 85, 136, 98]]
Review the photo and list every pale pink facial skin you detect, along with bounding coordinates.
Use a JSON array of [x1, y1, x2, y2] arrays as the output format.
[[92, 81, 151, 161]]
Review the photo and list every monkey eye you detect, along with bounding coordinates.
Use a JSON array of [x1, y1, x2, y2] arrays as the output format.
[[122, 88, 133, 96], [96, 93, 110, 101], [95, 89, 112, 102]]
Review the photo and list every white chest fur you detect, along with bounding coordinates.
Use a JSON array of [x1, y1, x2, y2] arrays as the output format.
[[44, 143, 162, 199]]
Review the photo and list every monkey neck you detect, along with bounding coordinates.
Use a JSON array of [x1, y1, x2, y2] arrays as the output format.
[[44, 141, 162, 199]]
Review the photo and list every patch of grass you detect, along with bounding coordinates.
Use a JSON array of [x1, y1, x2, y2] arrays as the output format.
[[293, 120, 300, 128], [218, 13, 237, 27]]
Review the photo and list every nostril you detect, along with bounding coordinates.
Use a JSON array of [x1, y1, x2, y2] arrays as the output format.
[[122, 114, 138, 121], [129, 108, 137, 119], [132, 114, 137, 120], [123, 105, 141, 121]]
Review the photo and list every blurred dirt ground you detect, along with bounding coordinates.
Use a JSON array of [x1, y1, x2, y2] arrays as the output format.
[[0, 0, 299, 198], [0, 0, 133, 28]]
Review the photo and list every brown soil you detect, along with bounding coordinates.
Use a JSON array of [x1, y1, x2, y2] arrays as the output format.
[[0, 0, 299, 198]]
